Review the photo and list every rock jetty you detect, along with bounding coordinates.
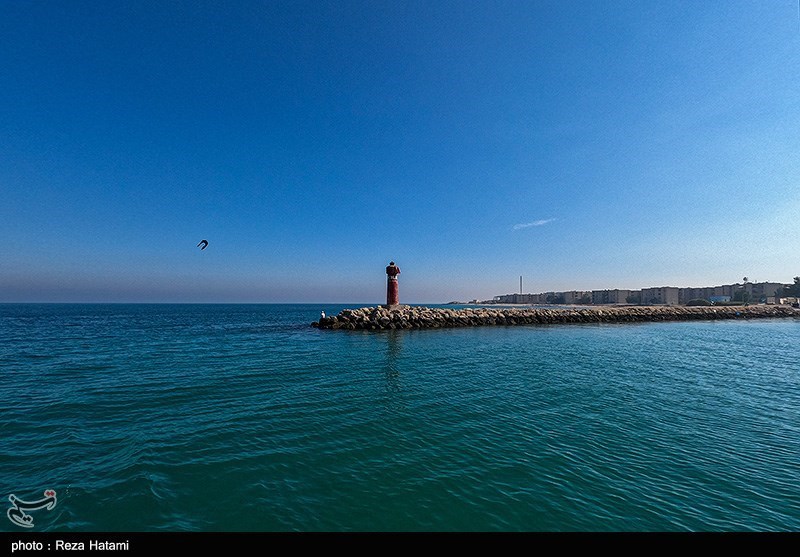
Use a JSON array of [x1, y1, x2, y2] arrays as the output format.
[[312, 304, 799, 330]]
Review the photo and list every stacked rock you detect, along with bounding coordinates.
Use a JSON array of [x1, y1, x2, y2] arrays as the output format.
[[312, 304, 799, 331]]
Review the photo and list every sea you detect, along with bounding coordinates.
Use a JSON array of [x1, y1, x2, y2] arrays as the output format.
[[1, 303, 799, 532]]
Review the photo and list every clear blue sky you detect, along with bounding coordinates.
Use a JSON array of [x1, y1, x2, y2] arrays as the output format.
[[2, 1, 799, 303]]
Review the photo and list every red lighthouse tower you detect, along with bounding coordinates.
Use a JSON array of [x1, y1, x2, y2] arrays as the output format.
[[385, 261, 401, 307]]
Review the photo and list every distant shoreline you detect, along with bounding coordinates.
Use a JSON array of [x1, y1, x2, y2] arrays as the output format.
[[446, 303, 640, 309]]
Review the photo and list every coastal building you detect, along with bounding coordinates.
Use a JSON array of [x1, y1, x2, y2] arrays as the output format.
[[494, 293, 539, 304], [679, 287, 716, 304], [640, 287, 679, 306], [681, 284, 736, 303], [542, 292, 562, 304], [613, 289, 633, 303], [563, 291, 593, 304], [714, 285, 736, 298], [747, 282, 785, 303], [591, 289, 632, 304], [679, 282, 788, 304], [491, 281, 789, 307]]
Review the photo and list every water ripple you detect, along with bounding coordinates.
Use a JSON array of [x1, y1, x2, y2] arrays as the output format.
[[1, 305, 799, 531]]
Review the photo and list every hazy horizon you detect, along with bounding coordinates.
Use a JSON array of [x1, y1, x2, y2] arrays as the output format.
[[1, 274, 795, 305], [3, 1, 799, 304]]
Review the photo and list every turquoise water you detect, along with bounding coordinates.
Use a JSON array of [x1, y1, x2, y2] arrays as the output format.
[[2, 303, 799, 531]]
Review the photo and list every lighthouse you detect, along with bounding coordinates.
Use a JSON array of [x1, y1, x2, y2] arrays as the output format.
[[385, 261, 401, 308]]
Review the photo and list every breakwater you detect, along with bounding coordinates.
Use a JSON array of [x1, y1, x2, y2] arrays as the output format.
[[312, 304, 799, 330]]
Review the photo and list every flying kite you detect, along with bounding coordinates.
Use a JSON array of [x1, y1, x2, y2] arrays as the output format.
[[197, 239, 209, 250]]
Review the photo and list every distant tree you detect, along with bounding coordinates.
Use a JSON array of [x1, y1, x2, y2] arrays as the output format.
[[686, 299, 712, 306], [625, 293, 641, 304], [783, 276, 800, 297], [741, 277, 752, 304], [578, 294, 591, 305]]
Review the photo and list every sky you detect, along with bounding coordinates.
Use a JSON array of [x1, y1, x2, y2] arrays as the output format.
[[2, 0, 799, 303]]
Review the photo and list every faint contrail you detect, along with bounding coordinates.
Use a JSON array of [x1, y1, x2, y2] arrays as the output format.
[[513, 218, 556, 230]]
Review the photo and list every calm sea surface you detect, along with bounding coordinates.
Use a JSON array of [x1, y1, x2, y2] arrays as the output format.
[[1, 304, 799, 531]]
